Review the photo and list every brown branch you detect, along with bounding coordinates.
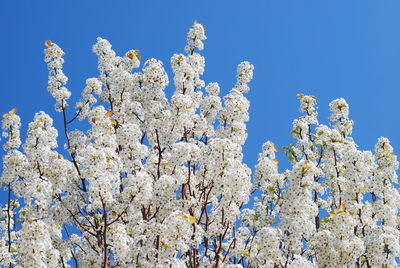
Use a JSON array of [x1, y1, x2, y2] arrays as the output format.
[[7, 184, 12, 268], [101, 196, 109, 268], [61, 100, 87, 192], [155, 129, 163, 179], [66, 107, 83, 125]]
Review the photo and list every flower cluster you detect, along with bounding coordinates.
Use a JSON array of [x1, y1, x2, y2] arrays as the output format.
[[0, 22, 398, 268], [44, 41, 71, 111], [244, 95, 400, 267]]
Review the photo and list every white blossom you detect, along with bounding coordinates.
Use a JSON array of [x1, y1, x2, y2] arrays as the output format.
[[0, 22, 397, 268]]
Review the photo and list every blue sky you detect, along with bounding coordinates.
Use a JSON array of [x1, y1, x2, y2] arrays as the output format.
[[1, 0, 400, 172]]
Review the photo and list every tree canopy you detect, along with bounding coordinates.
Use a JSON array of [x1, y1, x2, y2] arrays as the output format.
[[1, 22, 399, 268]]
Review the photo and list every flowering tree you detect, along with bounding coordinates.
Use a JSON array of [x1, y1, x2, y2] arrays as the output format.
[[1, 22, 399, 268]]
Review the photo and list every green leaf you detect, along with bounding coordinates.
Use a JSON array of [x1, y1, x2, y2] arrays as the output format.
[[241, 250, 250, 258], [320, 217, 333, 224], [268, 186, 275, 193]]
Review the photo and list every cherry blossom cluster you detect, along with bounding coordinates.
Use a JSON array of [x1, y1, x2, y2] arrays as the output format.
[[244, 95, 400, 267], [0, 22, 398, 268]]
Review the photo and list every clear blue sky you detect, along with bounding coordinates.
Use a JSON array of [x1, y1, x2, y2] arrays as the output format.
[[1, 0, 400, 172]]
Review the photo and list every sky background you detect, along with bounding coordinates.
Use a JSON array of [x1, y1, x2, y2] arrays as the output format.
[[1, 0, 400, 176]]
